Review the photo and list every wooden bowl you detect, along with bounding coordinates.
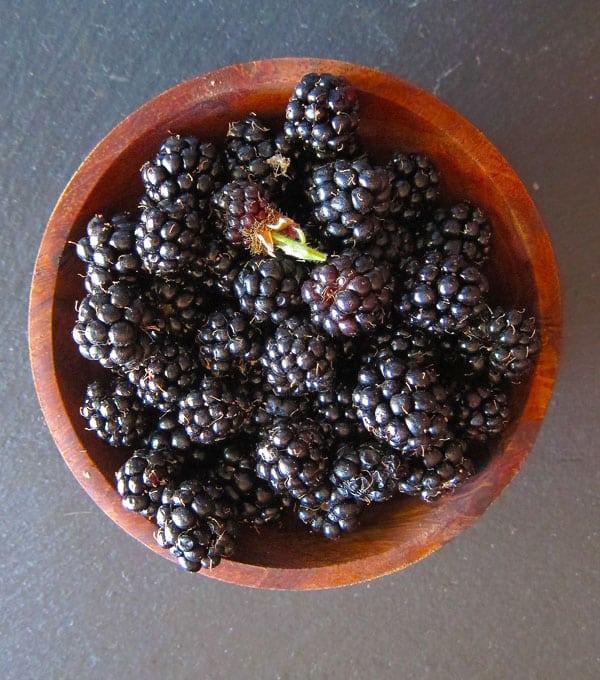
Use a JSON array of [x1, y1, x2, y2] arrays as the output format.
[[29, 58, 561, 589]]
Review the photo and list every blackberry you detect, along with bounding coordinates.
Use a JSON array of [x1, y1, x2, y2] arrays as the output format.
[[388, 152, 441, 222], [116, 446, 187, 518], [202, 236, 245, 299], [284, 73, 361, 160], [397, 250, 489, 334], [313, 382, 362, 440], [155, 478, 236, 571], [150, 275, 207, 338], [414, 203, 492, 267], [145, 411, 215, 467], [251, 387, 313, 429], [301, 249, 393, 337], [178, 378, 252, 445], [398, 439, 474, 502], [452, 382, 510, 442], [127, 337, 202, 413], [261, 316, 337, 396], [308, 157, 393, 245], [81, 378, 151, 447], [233, 253, 307, 324], [196, 307, 263, 381], [255, 418, 332, 499], [365, 216, 415, 266], [331, 441, 405, 503], [296, 482, 364, 540], [365, 319, 436, 367]]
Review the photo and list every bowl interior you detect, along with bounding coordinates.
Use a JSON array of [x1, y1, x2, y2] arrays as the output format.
[[31, 59, 560, 588]]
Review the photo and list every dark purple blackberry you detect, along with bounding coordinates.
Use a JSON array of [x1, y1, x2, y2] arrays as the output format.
[[284, 73, 361, 161], [72, 279, 154, 371], [365, 216, 415, 265], [233, 254, 307, 324], [116, 446, 187, 518], [313, 382, 362, 440], [301, 249, 393, 337], [215, 441, 285, 526], [308, 157, 393, 245], [255, 418, 332, 499], [452, 382, 510, 442], [202, 236, 245, 299], [398, 439, 474, 502], [127, 337, 202, 413], [365, 319, 437, 367], [295, 482, 364, 540], [196, 307, 263, 381], [251, 387, 313, 430], [261, 316, 337, 396], [150, 275, 207, 338], [81, 378, 151, 447], [397, 250, 489, 334], [414, 203, 492, 267], [331, 441, 405, 503], [352, 349, 451, 453], [155, 478, 236, 571], [178, 378, 252, 445], [145, 411, 215, 468], [141, 135, 224, 213], [388, 152, 441, 222]]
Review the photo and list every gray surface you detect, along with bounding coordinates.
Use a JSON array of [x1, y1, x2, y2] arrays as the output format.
[[2, 1, 598, 678]]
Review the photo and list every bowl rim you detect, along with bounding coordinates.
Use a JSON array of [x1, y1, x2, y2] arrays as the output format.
[[29, 57, 561, 590]]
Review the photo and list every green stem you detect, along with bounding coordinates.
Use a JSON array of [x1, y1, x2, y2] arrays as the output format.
[[271, 232, 327, 262]]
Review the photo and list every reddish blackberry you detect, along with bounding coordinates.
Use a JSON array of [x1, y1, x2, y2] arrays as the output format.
[[233, 254, 307, 324], [295, 482, 364, 539], [284, 73, 361, 160], [150, 275, 207, 338], [308, 157, 393, 245], [178, 378, 252, 445], [255, 418, 332, 499], [331, 441, 405, 503], [388, 152, 441, 222], [398, 439, 474, 502], [81, 379, 151, 447], [196, 307, 263, 381], [261, 316, 337, 396], [301, 249, 393, 337], [452, 382, 510, 442], [155, 478, 236, 571]]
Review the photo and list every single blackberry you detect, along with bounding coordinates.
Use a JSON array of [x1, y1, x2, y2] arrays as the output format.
[[202, 236, 245, 299], [196, 307, 263, 381], [365, 216, 415, 265], [452, 382, 510, 442], [308, 157, 393, 244], [127, 337, 202, 413], [388, 152, 441, 222], [397, 250, 489, 334], [398, 439, 474, 502], [215, 441, 285, 526], [261, 316, 337, 396], [155, 478, 236, 571], [72, 279, 154, 371], [295, 482, 364, 540], [331, 441, 405, 503], [365, 319, 436, 367], [116, 446, 187, 518], [414, 203, 492, 267], [284, 73, 361, 161], [255, 418, 332, 499], [178, 378, 252, 445], [233, 253, 307, 324], [313, 382, 362, 440], [251, 387, 313, 430], [352, 349, 451, 453], [81, 379, 151, 447], [145, 411, 215, 467], [150, 275, 207, 338], [141, 135, 224, 213], [301, 249, 393, 337]]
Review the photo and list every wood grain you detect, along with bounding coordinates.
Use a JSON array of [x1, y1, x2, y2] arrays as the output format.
[[29, 58, 561, 590]]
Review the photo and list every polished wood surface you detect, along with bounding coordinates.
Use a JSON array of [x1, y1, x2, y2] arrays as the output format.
[[29, 58, 561, 589]]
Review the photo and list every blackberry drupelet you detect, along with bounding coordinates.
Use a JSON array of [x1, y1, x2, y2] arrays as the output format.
[[452, 382, 510, 442], [388, 152, 441, 222], [295, 482, 364, 540]]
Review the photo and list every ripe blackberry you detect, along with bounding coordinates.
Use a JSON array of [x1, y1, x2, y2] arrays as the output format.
[[202, 236, 245, 299], [397, 250, 489, 334], [233, 253, 307, 324], [72, 279, 154, 371], [261, 316, 337, 396], [352, 349, 451, 453], [388, 152, 441, 222], [155, 478, 236, 571], [116, 446, 187, 518], [127, 337, 202, 413], [398, 439, 474, 502], [365, 216, 415, 266], [452, 382, 510, 442], [414, 203, 492, 267], [251, 387, 312, 429], [141, 135, 224, 213], [365, 319, 436, 367], [196, 307, 263, 381], [331, 441, 405, 503], [295, 482, 364, 540], [284, 73, 361, 160], [313, 382, 362, 440], [145, 411, 215, 468], [255, 418, 332, 499], [81, 378, 151, 447], [308, 157, 393, 244], [178, 378, 252, 445], [150, 275, 207, 338], [301, 249, 393, 337]]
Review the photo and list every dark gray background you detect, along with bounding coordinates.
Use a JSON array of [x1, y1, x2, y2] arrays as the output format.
[[2, 1, 598, 678]]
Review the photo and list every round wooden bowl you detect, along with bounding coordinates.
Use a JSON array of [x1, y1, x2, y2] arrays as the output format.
[[29, 58, 560, 589]]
